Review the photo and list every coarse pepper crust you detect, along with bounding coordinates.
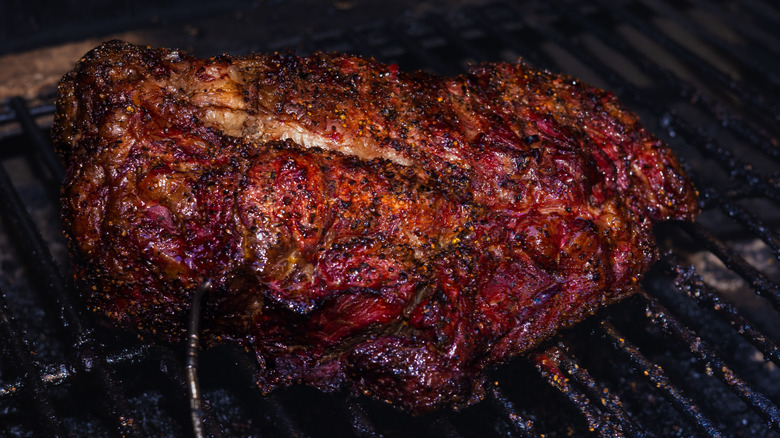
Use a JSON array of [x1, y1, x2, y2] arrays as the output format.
[[53, 40, 698, 413]]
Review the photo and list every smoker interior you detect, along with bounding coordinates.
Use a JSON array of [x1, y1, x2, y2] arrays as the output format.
[[2, 0, 780, 436]]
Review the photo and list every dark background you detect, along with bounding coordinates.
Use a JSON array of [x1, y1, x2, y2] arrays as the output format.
[[1, 0, 489, 56], [0, 0, 491, 102]]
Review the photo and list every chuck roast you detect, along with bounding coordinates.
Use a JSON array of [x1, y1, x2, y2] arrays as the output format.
[[53, 40, 698, 413]]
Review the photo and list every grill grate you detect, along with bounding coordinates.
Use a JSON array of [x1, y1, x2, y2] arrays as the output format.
[[1, 0, 780, 436], [599, 319, 722, 437]]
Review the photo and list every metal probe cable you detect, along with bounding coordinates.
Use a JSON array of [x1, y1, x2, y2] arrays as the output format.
[[187, 280, 212, 438]]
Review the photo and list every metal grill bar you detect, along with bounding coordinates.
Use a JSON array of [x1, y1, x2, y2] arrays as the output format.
[[595, 0, 780, 119], [9, 97, 64, 184], [547, 2, 780, 165], [699, 187, 780, 258], [640, 0, 780, 88], [258, 395, 313, 437], [504, 1, 780, 204], [686, 0, 780, 57], [663, 255, 780, 367], [532, 347, 625, 437], [0, 291, 66, 437], [0, 1, 778, 436], [0, 344, 151, 399], [599, 320, 723, 437], [263, 23, 565, 437], [0, 164, 82, 336], [3, 94, 253, 438], [391, 3, 780, 436], [722, 0, 780, 38], [0, 118, 142, 437], [0, 339, 247, 436], [639, 290, 780, 429], [486, 384, 538, 438], [343, 399, 382, 438], [666, 118, 780, 202], [506, 0, 780, 197], [0, 102, 55, 126], [682, 222, 780, 310], [552, 341, 644, 437], [467, 6, 552, 70]]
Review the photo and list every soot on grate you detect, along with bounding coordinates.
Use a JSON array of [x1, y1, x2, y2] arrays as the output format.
[[1, 0, 780, 436]]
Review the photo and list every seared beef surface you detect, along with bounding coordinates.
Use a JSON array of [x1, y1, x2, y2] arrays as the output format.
[[53, 40, 698, 412]]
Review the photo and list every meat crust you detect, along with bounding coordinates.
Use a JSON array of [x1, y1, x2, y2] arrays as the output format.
[[53, 40, 698, 412]]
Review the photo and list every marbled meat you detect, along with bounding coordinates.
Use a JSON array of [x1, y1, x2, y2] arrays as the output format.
[[53, 40, 698, 413]]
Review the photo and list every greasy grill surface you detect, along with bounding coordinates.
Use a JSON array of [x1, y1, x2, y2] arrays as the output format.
[[1, 0, 779, 436]]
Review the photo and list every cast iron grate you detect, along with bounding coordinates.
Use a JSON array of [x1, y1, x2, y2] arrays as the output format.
[[1, 0, 779, 436]]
